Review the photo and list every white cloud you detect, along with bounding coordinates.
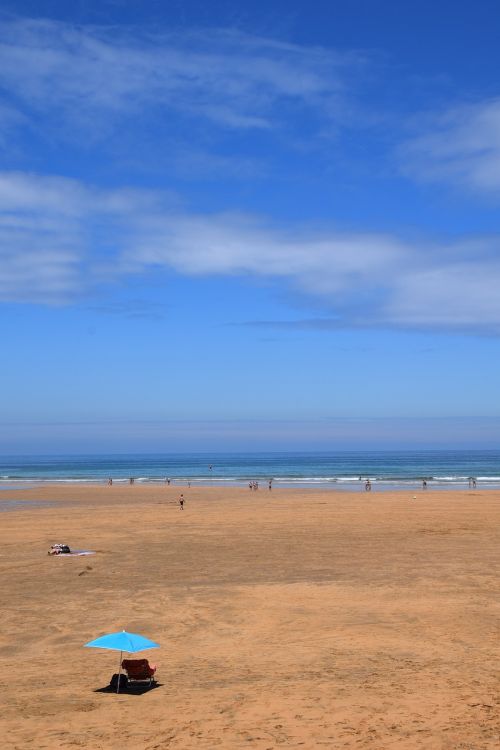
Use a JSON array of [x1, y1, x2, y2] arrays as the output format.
[[126, 212, 408, 295], [385, 259, 500, 329], [0, 172, 84, 303], [126, 214, 500, 331], [0, 171, 156, 303], [401, 99, 500, 194], [0, 18, 352, 137], [1, 170, 500, 331]]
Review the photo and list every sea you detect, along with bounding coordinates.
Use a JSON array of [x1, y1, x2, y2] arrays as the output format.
[[1, 450, 500, 491]]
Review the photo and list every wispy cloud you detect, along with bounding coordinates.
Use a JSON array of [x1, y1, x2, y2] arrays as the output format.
[[122, 211, 500, 332], [0, 18, 355, 140], [0, 171, 168, 303], [0, 172, 84, 303], [400, 98, 500, 195], [2, 170, 500, 332]]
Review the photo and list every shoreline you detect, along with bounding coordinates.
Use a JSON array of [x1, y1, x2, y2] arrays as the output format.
[[1, 478, 498, 492]]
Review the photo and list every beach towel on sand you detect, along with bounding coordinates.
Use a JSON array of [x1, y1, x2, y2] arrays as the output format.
[[54, 551, 95, 556], [48, 544, 95, 556]]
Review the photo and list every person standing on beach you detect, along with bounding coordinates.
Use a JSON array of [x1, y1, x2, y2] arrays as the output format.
[[268, 479, 272, 491], [422, 479, 427, 490], [365, 479, 371, 492], [179, 494, 185, 510]]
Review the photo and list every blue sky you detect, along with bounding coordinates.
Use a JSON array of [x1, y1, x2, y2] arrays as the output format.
[[1, 0, 500, 453]]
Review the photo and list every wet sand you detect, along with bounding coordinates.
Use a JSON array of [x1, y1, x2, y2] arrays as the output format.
[[1, 483, 500, 749]]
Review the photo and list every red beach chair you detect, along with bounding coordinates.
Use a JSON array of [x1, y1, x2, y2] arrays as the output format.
[[121, 658, 157, 687]]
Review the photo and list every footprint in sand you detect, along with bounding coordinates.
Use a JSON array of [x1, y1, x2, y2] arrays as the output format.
[[78, 566, 93, 576]]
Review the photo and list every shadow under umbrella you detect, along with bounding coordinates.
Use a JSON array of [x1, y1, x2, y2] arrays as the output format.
[[94, 680, 163, 695]]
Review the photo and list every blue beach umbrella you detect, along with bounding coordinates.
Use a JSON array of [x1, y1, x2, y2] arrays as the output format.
[[85, 630, 160, 693]]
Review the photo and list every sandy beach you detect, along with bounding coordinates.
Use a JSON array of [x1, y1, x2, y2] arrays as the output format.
[[2, 483, 500, 749]]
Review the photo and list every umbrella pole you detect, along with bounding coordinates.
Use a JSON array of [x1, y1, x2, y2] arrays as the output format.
[[117, 650, 122, 693]]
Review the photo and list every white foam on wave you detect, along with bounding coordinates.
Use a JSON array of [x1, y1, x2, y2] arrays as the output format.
[[2, 473, 500, 487], [272, 476, 338, 482], [432, 476, 466, 481]]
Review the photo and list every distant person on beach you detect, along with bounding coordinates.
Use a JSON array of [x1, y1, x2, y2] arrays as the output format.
[[472, 478, 477, 488], [187, 480, 191, 488], [179, 494, 184, 510], [423, 479, 427, 490], [268, 479, 272, 491], [365, 479, 371, 492], [166, 478, 171, 485], [129, 477, 134, 485], [108, 478, 113, 486]]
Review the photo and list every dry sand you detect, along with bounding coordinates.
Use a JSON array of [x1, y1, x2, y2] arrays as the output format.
[[1, 483, 500, 749]]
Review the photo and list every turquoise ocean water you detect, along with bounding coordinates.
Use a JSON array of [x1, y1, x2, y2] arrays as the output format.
[[1, 451, 500, 490]]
